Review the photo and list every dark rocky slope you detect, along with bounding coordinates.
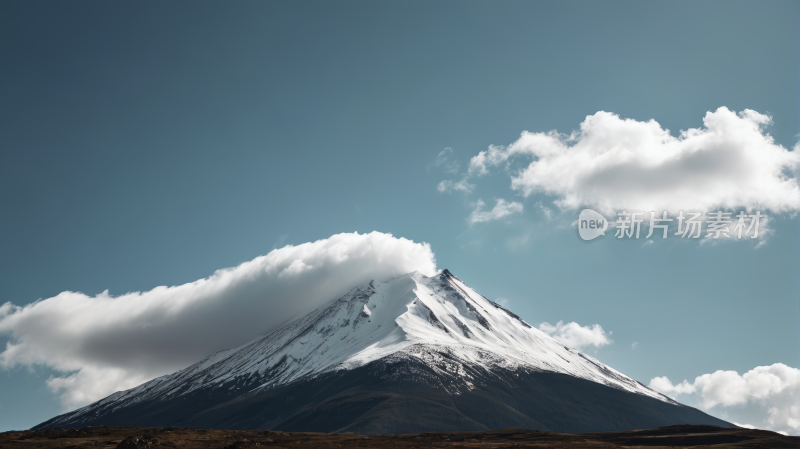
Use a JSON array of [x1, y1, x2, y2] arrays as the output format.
[[34, 351, 731, 433]]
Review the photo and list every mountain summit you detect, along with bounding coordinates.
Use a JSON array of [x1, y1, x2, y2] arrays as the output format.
[[34, 270, 731, 433]]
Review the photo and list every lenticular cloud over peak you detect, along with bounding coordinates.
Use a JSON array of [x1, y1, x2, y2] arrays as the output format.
[[0, 231, 437, 410]]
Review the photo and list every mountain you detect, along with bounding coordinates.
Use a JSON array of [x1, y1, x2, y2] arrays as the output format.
[[33, 270, 732, 433]]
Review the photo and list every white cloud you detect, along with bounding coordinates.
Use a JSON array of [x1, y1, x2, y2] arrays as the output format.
[[437, 178, 475, 193], [432, 148, 476, 194], [533, 201, 553, 220], [467, 107, 800, 214], [468, 144, 510, 176], [0, 231, 437, 410], [469, 198, 524, 223], [539, 320, 612, 350], [649, 363, 800, 435], [430, 147, 460, 174], [433, 148, 477, 194], [650, 376, 696, 395]]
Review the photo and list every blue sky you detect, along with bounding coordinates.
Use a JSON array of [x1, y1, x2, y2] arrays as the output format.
[[1, 0, 798, 433]]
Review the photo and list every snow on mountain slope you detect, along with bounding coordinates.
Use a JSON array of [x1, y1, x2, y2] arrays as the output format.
[[45, 269, 676, 425]]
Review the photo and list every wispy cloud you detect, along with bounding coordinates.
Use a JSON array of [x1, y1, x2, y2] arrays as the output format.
[[429, 147, 460, 174], [438, 178, 475, 193], [432, 148, 477, 194], [535, 201, 553, 220], [469, 198, 524, 223]]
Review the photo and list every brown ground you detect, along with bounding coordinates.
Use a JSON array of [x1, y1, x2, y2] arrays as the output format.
[[0, 425, 796, 449]]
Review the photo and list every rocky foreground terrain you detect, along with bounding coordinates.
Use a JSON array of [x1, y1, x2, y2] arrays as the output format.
[[1, 425, 797, 449]]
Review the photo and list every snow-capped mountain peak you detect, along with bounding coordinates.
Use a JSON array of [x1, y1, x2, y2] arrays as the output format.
[[44, 269, 676, 429]]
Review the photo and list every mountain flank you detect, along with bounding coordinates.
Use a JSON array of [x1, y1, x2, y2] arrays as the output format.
[[34, 270, 733, 433]]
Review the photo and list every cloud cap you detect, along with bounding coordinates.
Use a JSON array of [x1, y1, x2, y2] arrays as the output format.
[[0, 231, 437, 410]]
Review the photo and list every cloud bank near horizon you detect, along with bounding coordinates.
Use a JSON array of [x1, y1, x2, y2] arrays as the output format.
[[440, 107, 800, 216], [650, 363, 800, 436], [0, 232, 437, 410]]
